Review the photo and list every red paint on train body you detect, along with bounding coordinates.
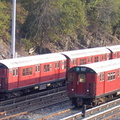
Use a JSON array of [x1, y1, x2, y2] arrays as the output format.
[[67, 58, 120, 106], [0, 45, 120, 98]]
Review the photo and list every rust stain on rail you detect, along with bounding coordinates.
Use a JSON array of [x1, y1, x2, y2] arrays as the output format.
[[0, 111, 28, 120], [38, 109, 71, 120]]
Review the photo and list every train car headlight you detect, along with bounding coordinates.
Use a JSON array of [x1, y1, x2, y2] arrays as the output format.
[[72, 89, 74, 91]]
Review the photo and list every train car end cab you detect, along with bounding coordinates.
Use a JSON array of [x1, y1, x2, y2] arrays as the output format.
[[0, 63, 8, 92], [67, 66, 96, 106]]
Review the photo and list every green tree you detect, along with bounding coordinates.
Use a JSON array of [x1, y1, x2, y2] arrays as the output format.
[[55, 0, 88, 34], [21, 0, 88, 53], [0, 1, 10, 41], [19, 0, 34, 11], [86, 0, 120, 36]]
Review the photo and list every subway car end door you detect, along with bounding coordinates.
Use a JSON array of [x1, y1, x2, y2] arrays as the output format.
[[67, 67, 86, 97], [76, 73, 86, 95]]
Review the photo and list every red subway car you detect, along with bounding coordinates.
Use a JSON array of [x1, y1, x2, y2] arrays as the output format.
[[61, 47, 111, 69], [0, 45, 120, 99], [106, 45, 120, 59], [0, 53, 67, 98], [67, 58, 120, 106]]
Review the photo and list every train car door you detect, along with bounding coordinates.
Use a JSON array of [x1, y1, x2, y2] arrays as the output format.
[[75, 73, 86, 95], [67, 72, 76, 95], [8, 68, 18, 90], [35, 64, 40, 84], [67, 73, 86, 95], [55, 61, 60, 80]]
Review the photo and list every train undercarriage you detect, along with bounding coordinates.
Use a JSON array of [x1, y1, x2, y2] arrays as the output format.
[[71, 92, 120, 107], [0, 79, 66, 100]]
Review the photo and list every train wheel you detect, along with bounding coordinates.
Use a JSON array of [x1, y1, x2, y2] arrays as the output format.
[[92, 102, 97, 107]]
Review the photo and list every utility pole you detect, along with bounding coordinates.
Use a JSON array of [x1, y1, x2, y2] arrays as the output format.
[[11, 0, 16, 58]]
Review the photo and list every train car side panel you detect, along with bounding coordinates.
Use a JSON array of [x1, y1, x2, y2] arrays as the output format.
[[107, 45, 120, 59], [18, 65, 38, 88], [96, 72, 105, 96], [40, 62, 57, 83], [67, 67, 96, 97], [8, 68, 18, 90], [39, 60, 66, 84], [104, 70, 119, 94], [86, 73, 96, 96]]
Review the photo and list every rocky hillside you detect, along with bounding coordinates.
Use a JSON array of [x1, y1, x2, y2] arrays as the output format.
[[1, 33, 119, 60], [0, 0, 120, 59]]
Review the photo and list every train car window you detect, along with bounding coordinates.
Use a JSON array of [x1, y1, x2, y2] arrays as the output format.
[[68, 73, 74, 82], [35, 64, 40, 72], [55, 62, 60, 69], [117, 52, 119, 58], [80, 59, 86, 65], [102, 54, 106, 60], [44, 64, 52, 72], [13, 69, 15, 76], [78, 74, 86, 82], [50, 64, 52, 71], [71, 59, 77, 65], [44, 65, 47, 72], [94, 56, 99, 62], [105, 54, 107, 60], [100, 73, 104, 81], [0, 69, 7, 75], [114, 52, 117, 58], [88, 57, 92, 63], [13, 68, 18, 76], [22, 67, 32, 76], [108, 53, 111, 59], [118, 69, 120, 77], [62, 61, 66, 69], [108, 72, 116, 81]]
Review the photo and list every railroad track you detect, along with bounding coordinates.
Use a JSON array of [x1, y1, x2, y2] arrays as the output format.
[[39, 97, 120, 120], [0, 86, 66, 107], [0, 86, 69, 120]]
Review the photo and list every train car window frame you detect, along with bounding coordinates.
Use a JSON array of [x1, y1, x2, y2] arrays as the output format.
[[1, 69, 7, 75], [67, 73, 74, 84], [71, 59, 77, 66], [35, 64, 40, 72], [22, 67, 32, 76], [102, 54, 107, 60], [80, 59, 86, 65], [78, 74, 86, 83], [13, 68, 18, 76], [100, 72, 104, 81], [62, 60, 66, 69], [88, 56, 92, 63], [55, 61, 60, 69], [114, 52, 117, 58], [105, 54, 107, 60], [44, 64, 52, 72], [108, 72, 116, 81], [108, 53, 111, 60], [118, 69, 120, 77], [94, 56, 99, 62], [117, 52, 119, 58]]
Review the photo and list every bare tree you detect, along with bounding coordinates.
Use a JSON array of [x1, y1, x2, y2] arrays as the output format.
[[28, 0, 59, 53]]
